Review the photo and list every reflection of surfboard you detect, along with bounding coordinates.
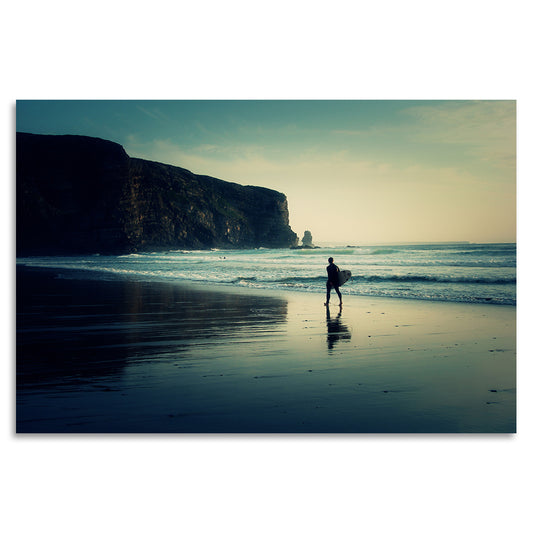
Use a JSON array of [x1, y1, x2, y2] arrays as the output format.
[[338, 270, 351, 287]]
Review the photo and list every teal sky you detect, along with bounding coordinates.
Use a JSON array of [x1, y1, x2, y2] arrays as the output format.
[[16, 100, 516, 244]]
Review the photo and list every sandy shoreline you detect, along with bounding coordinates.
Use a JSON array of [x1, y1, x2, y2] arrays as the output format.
[[16, 266, 516, 433]]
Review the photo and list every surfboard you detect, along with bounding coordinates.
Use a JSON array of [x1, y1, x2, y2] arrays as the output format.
[[338, 270, 351, 287]]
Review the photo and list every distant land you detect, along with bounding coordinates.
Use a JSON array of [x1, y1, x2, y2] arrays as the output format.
[[334, 241, 515, 247], [16, 133, 299, 255], [349, 241, 470, 246], [314, 241, 472, 248]]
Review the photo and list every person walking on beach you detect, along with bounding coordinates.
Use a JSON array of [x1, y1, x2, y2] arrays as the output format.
[[325, 257, 342, 306]]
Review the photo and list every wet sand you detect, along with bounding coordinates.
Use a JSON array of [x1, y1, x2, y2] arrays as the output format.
[[16, 266, 516, 433]]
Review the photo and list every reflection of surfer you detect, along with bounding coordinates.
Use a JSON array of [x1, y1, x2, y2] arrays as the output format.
[[325, 305, 351, 349], [325, 257, 342, 306]]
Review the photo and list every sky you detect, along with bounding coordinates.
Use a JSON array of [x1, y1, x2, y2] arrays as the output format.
[[16, 100, 516, 244]]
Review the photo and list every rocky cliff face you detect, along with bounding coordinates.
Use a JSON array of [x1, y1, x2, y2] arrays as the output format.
[[17, 133, 298, 255]]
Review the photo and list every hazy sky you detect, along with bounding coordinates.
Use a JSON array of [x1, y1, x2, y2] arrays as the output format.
[[16, 100, 516, 244]]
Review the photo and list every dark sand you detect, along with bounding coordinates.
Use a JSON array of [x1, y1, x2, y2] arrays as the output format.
[[16, 266, 516, 433]]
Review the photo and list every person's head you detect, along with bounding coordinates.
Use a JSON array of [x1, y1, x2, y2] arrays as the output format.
[[328, 257, 334, 264]]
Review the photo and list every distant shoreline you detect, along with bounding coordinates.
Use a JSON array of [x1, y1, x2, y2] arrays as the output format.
[[15, 240, 517, 258]]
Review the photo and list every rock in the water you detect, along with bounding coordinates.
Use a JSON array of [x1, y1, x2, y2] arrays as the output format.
[[301, 230, 313, 247]]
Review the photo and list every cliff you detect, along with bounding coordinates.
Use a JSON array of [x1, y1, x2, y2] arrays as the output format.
[[16, 133, 298, 255]]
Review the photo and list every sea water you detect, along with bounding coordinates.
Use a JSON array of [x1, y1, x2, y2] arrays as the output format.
[[17, 242, 516, 306]]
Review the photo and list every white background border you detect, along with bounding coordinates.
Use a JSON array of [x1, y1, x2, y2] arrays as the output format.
[[3, 2, 531, 532]]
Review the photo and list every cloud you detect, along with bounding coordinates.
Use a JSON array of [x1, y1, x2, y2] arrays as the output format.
[[402, 101, 516, 171], [135, 105, 171, 122], [330, 129, 365, 136]]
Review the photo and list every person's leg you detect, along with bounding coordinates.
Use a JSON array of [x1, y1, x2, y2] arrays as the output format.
[[325, 281, 332, 305], [335, 285, 342, 305]]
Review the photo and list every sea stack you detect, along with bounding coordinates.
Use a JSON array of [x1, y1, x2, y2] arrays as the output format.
[[301, 230, 313, 247]]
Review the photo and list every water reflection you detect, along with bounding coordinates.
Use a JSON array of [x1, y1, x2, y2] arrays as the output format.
[[17, 267, 288, 390], [325, 306, 352, 350]]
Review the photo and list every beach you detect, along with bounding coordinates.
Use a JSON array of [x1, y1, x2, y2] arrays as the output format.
[[16, 266, 516, 433]]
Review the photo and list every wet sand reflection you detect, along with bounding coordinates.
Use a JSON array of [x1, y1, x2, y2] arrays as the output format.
[[17, 267, 288, 390], [325, 305, 352, 350]]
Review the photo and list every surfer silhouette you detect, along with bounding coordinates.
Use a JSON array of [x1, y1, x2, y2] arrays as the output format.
[[325, 257, 342, 306]]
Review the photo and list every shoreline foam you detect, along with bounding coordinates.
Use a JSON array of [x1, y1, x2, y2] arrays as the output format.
[[16, 241, 517, 306]]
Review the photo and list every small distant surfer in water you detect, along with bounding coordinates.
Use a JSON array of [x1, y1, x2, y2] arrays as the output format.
[[325, 257, 342, 307]]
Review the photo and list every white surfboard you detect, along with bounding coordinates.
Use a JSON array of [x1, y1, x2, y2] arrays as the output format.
[[338, 270, 351, 287]]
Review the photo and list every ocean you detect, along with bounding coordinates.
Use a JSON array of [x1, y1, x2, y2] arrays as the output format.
[[17, 242, 516, 306]]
